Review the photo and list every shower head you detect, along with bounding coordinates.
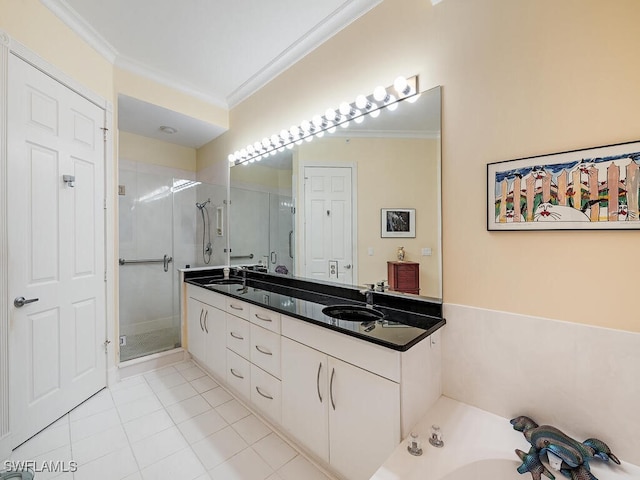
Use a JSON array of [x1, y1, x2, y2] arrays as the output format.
[[196, 199, 211, 210]]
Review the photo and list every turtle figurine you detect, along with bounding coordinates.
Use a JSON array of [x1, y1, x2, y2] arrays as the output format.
[[510, 416, 620, 480]]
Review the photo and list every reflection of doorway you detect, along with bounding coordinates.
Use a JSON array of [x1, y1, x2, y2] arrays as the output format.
[[300, 166, 356, 284]]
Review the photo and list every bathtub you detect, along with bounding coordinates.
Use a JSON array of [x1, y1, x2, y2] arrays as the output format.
[[371, 397, 640, 480]]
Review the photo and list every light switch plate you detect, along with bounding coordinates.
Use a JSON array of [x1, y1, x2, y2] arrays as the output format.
[[421, 248, 432, 256]]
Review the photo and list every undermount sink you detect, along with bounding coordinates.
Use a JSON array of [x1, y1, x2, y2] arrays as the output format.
[[206, 278, 242, 285], [322, 305, 384, 322]]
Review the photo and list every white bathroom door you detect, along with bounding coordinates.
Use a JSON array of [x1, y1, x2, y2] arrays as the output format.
[[303, 166, 354, 284], [7, 54, 107, 446]]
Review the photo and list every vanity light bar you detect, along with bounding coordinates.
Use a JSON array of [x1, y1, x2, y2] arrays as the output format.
[[228, 75, 419, 165]]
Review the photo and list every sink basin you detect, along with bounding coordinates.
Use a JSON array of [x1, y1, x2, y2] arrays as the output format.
[[322, 305, 384, 322], [206, 278, 242, 285]]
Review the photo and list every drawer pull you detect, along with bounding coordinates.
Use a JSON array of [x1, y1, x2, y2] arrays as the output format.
[[254, 313, 272, 322], [230, 368, 244, 379], [199, 309, 204, 332], [230, 304, 244, 311], [203, 310, 209, 334], [230, 332, 244, 340], [255, 386, 273, 400], [255, 345, 273, 356]]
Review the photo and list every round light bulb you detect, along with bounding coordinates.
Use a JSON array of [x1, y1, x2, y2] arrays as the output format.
[[387, 94, 398, 110], [312, 115, 324, 128], [286, 143, 294, 149], [255, 155, 262, 162], [339, 102, 352, 116], [228, 153, 236, 163], [305, 135, 313, 142], [301, 119, 312, 132], [247, 145, 255, 154], [407, 92, 421, 104], [354, 110, 364, 124], [240, 148, 247, 158], [370, 107, 381, 118], [325, 108, 338, 122], [261, 138, 270, 149], [270, 134, 280, 146], [234, 150, 241, 158], [328, 125, 337, 134], [280, 129, 289, 141], [315, 131, 325, 138], [373, 86, 388, 102], [355, 94, 368, 110], [393, 76, 409, 96], [289, 126, 300, 138]]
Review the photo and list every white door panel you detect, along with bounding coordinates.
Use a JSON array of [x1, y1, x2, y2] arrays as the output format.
[[8, 54, 106, 447], [303, 167, 353, 284]]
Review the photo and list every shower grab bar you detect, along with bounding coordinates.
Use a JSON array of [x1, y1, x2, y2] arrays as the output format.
[[230, 253, 254, 260], [118, 254, 173, 272]]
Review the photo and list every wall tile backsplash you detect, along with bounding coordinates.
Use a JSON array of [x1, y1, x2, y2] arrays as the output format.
[[442, 303, 640, 466]]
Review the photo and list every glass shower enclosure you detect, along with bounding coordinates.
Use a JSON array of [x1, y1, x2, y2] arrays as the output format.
[[118, 165, 226, 362]]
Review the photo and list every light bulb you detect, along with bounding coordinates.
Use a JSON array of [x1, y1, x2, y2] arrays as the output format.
[[278, 147, 285, 152], [312, 115, 324, 128], [301, 119, 312, 132], [286, 143, 294, 149], [270, 150, 277, 156], [234, 150, 241, 159], [407, 92, 421, 104], [393, 76, 411, 96], [355, 94, 368, 110], [373, 86, 388, 102], [247, 145, 255, 154], [370, 107, 381, 118], [261, 138, 270, 149], [280, 129, 289, 141], [289, 125, 300, 138], [354, 110, 364, 124], [255, 155, 262, 161], [339, 102, 353, 116], [315, 130, 325, 138], [328, 125, 337, 134], [240, 148, 247, 158], [325, 108, 338, 122], [228, 153, 236, 163], [387, 94, 398, 111]]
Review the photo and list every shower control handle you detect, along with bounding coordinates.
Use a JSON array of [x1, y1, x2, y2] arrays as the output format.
[[14, 296, 39, 308]]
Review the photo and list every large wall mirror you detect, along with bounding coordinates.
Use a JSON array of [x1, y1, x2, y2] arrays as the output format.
[[229, 85, 442, 301]]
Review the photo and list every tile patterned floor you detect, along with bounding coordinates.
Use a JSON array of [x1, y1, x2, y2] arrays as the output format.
[[4, 361, 335, 480]]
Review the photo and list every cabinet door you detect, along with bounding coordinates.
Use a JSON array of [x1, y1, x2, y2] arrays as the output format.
[[328, 357, 400, 480], [205, 306, 226, 380], [281, 338, 329, 462], [187, 297, 206, 362]]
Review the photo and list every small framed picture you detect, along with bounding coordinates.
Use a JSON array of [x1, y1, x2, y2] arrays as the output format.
[[381, 208, 416, 238]]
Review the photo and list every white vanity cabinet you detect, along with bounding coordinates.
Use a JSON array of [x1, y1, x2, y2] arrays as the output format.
[[185, 285, 226, 380], [281, 333, 400, 480]]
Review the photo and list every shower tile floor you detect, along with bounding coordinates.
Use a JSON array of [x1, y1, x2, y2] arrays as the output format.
[[5, 361, 335, 480], [119, 327, 182, 362]]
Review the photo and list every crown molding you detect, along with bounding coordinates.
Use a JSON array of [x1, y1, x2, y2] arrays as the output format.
[[226, 0, 383, 108], [40, 0, 118, 63]]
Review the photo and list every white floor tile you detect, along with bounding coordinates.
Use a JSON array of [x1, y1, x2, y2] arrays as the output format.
[[173, 360, 195, 371], [231, 415, 271, 445], [147, 371, 188, 392], [265, 474, 284, 480], [202, 387, 232, 407], [121, 472, 143, 480], [70, 408, 121, 443], [215, 399, 250, 424], [191, 375, 219, 393], [73, 446, 138, 480], [252, 433, 297, 471], [11, 421, 70, 460], [155, 382, 199, 407], [72, 424, 129, 465], [143, 365, 177, 381], [116, 395, 164, 423], [177, 409, 228, 444], [11, 444, 74, 480], [277, 456, 331, 480], [69, 389, 115, 421], [109, 374, 146, 392], [110, 382, 155, 406], [165, 394, 211, 424], [130, 426, 189, 469], [191, 426, 248, 470], [123, 408, 175, 444], [207, 447, 273, 480], [140, 447, 206, 480], [179, 365, 207, 382]]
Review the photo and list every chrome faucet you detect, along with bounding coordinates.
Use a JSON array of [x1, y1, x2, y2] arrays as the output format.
[[376, 280, 389, 292], [360, 283, 375, 308]]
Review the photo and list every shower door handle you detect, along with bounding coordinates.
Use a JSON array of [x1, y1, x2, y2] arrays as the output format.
[[270, 251, 277, 264], [163, 254, 173, 272]]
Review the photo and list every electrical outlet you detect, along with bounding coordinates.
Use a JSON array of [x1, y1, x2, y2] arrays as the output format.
[[421, 247, 432, 256]]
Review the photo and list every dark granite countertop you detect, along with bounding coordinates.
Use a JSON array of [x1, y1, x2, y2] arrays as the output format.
[[184, 270, 445, 352]]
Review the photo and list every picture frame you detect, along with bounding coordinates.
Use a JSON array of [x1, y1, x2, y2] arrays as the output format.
[[381, 208, 416, 237], [487, 140, 640, 230]]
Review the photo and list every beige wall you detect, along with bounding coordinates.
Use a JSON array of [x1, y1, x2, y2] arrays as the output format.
[[199, 0, 640, 333], [119, 131, 197, 171]]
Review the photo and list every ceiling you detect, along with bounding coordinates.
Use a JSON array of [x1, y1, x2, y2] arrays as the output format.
[[42, 0, 384, 148]]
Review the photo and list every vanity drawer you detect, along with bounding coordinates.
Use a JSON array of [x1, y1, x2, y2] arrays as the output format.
[[226, 313, 251, 359], [249, 305, 281, 333], [250, 364, 282, 424], [226, 349, 251, 400], [226, 298, 250, 320], [250, 324, 281, 378]]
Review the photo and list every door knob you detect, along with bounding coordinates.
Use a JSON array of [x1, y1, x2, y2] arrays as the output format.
[[14, 296, 39, 308], [344, 264, 352, 269]]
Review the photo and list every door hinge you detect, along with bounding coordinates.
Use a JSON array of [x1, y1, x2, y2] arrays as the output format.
[[100, 127, 109, 142]]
